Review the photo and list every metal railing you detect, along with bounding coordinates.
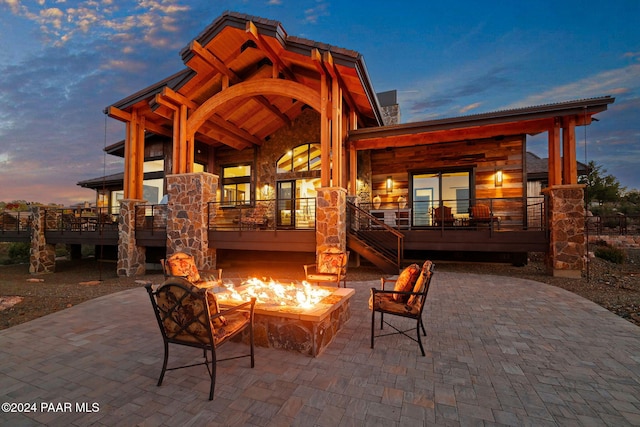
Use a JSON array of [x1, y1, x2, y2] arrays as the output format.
[[586, 214, 640, 236], [134, 204, 167, 234], [44, 206, 120, 233], [359, 196, 547, 231], [0, 210, 32, 234], [208, 198, 316, 231], [347, 202, 404, 268]]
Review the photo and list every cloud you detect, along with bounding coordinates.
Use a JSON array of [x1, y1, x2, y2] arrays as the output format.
[[505, 64, 640, 109], [0, 0, 190, 47], [459, 102, 482, 114], [304, 0, 329, 24]]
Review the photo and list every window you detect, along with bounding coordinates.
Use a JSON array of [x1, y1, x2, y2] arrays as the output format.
[[221, 164, 252, 205], [277, 143, 321, 173], [412, 170, 471, 226]]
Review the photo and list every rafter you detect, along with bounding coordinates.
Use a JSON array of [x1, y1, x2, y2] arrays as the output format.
[[189, 40, 238, 80], [254, 95, 291, 126], [246, 20, 297, 82]]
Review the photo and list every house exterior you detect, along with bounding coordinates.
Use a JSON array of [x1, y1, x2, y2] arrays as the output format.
[[30, 11, 615, 278]]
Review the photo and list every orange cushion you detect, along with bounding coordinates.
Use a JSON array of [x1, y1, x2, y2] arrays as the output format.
[[470, 205, 490, 219], [392, 264, 420, 302], [407, 261, 433, 307], [317, 252, 345, 274], [166, 252, 201, 283]]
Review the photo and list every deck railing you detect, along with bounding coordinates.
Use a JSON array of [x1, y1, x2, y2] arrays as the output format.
[[359, 196, 547, 231], [134, 204, 167, 234], [44, 206, 120, 233], [586, 214, 640, 236], [347, 202, 404, 268], [0, 210, 32, 234], [207, 198, 316, 231]]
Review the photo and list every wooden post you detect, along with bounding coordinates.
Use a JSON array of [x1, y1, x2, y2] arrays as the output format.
[[562, 116, 577, 184], [320, 74, 330, 187], [348, 110, 358, 196], [547, 118, 562, 187], [331, 78, 342, 187]]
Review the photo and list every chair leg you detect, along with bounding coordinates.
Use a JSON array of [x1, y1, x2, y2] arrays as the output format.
[[371, 310, 375, 349], [208, 350, 216, 401], [249, 324, 255, 368], [420, 318, 426, 336], [416, 321, 426, 357], [158, 341, 169, 386]]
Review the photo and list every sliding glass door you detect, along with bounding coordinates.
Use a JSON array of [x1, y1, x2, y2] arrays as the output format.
[[412, 170, 471, 226]]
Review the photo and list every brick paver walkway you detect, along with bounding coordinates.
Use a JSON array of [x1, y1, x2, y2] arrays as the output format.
[[1, 272, 639, 426]]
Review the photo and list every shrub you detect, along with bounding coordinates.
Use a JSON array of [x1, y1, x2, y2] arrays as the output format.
[[594, 245, 626, 264], [7, 242, 30, 264]]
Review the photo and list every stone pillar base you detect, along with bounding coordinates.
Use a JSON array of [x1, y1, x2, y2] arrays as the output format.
[[117, 199, 146, 277], [29, 206, 56, 274], [315, 187, 347, 254], [166, 173, 217, 270], [542, 185, 586, 278]]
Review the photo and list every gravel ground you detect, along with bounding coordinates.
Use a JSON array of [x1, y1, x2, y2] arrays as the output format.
[[1, 251, 639, 330]]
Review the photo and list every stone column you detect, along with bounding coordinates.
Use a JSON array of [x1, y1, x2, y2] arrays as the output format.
[[315, 187, 347, 254], [543, 185, 586, 278], [117, 199, 147, 277], [166, 172, 217, 270], [29, 206, 56, 274]]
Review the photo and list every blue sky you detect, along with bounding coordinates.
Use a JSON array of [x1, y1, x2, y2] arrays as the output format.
[[0, 0, 638, 205]]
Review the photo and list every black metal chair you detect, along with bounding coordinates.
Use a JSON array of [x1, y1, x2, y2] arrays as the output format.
[[370, 260, 435, 356], [145, 278, 255, 400]]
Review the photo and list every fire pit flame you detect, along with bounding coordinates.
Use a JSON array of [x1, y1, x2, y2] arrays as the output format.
[[218, 277, 332, 309]]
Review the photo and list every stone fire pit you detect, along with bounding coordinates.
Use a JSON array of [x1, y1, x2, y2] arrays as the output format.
[[216, 280, 354, 357]]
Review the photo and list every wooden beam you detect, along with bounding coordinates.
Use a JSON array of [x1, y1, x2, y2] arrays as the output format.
[[254, 95, 291, 127], [548, 119, 562, 187], [246, 21, 297, 82], [562, 116, 577, 184], [189, 40, 237, 80], [349, 110, 358, 196], [187, 79, 321, 137], [331, 77, 342, 187], [320, 74, 330, 187], [351, 118, 556, 150], [106, 106, 131, 122]]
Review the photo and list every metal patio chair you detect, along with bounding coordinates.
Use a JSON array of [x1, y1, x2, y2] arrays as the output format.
[[370, 260, 435, 356], [145, 278, 255, 400]]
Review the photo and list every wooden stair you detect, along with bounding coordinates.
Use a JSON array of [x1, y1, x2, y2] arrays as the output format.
[[347, 233, 399, 275]]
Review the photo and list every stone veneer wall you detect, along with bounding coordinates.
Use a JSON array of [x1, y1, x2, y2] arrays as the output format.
[[166, 173, 217, 271], [544, 185, 586, 278], [29, 206, 56, 274], [315, 187, 346, 254], [117, 199, 146, 277]]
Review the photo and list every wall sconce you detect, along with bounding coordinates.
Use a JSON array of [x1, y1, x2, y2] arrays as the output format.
[[386, 176, 393, 193], [495, 169, 503, 187], [261, 184, 270, 197]]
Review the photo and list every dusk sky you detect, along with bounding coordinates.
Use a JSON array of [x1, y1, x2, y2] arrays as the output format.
[[0, 0, 638, 206]]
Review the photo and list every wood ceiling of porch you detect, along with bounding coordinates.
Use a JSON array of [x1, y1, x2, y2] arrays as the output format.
[[108, 12, 380, 151]]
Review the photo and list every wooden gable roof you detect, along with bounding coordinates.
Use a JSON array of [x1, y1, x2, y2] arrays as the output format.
[[106, 11, 382, 150]]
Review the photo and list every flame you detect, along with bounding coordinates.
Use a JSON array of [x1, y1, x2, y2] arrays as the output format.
[[217, 277, 331, 309]]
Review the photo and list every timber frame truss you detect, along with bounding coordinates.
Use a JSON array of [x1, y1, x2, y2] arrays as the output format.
[[107, 12, 383, 200]]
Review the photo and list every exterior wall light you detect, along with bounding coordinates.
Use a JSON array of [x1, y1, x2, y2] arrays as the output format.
[[386, 176, 393, 193], [495, 170, 503, 187]]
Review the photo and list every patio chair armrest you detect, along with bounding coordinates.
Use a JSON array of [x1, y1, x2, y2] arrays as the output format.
[[303, 263, 318, 275], [200, 268, 223, 282], [216, 297, 256, 318], [371, 288, 421, 298], [380, 277, 398, 290]]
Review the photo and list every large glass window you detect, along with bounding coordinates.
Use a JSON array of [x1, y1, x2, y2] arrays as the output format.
[[412, 170, 471, 226], [221, 164, 252, 206], [277, 143, 321, 173]]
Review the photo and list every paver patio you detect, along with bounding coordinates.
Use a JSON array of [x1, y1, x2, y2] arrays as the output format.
[[1, 272, 639, 426]]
